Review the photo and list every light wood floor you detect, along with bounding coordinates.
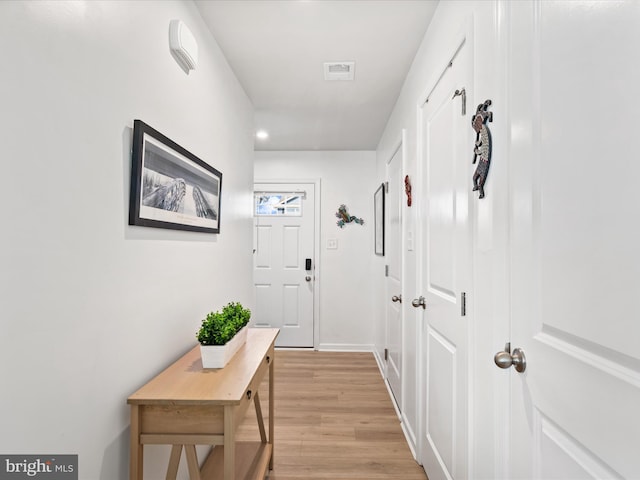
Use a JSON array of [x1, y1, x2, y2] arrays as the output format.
[[236, 350, 428, 480]]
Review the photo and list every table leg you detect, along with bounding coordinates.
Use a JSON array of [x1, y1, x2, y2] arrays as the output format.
[[224, 405, 235, 480], [185, 445, 201, 480], [269, 352, 275, 471], [254, 392, 267, 443], [165, 445, 182, 480], [130, 405, 143, 480]]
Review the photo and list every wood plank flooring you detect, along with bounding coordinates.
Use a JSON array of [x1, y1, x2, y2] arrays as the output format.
[[235, 350, 428, 480]]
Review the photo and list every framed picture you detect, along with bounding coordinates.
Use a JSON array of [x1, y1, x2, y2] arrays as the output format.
[[129, 120, 222, 233], [374, 183, 385, 256]]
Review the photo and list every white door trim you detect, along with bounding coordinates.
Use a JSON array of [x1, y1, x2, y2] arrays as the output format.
[[384, 130, 404, 399], [254, 178, 321, 349], [387, 129, 418, 453]]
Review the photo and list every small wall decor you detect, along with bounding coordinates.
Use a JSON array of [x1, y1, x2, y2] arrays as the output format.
[[129, 120, 222, 233], [336, 204, 364, 228], [471, 99, 493, 199], [374, 184, 385, 255], [404, 175, 412, 207]]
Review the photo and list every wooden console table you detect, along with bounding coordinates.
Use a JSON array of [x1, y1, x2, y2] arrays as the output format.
[[128, 328, 279, 480]]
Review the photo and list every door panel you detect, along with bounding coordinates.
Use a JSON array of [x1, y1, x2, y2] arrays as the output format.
[[427, 94, 456, 300], [253, 183, 315, 347], [427, 329, 455, 474], [283, 226, 300, 268], [255, 226, 272, 268], [418, 36, 472, 480], [282, 284, 300, 327], [509, 2, 640, 478]]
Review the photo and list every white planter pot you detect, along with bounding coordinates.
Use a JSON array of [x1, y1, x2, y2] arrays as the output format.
[[199, 326, 248, 369]]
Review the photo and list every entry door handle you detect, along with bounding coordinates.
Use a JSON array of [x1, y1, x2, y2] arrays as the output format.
[[391, 295, 402, 303], [411, 296, 426, 309]]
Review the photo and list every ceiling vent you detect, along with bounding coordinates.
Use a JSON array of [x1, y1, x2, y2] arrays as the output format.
[[324, 62, 355, 81]]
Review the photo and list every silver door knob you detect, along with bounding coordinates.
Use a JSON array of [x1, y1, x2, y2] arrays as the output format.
[[391, 295, 402, 303], [494, 347, 526, 373], [411, 296, 426, 309], [305, 276, 312, 282]]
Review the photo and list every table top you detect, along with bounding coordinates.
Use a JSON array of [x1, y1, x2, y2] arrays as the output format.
[[127, 328, 279, 406]]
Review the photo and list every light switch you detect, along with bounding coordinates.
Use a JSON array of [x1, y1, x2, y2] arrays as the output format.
[[327, 238, 338, 250]]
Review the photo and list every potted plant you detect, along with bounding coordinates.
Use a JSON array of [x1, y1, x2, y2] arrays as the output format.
[[196, 302, 251, 368]]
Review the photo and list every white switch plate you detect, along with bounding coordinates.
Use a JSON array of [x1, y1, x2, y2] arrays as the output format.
[[327, 239, 338, 250], [407, 231, 414, 251]]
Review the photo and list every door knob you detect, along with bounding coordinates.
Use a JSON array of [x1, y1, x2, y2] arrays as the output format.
[[392, 295, 402, 303], [494, 345, 526, 373], [411, 296, 426, 309], [305, 276, 312, 282]]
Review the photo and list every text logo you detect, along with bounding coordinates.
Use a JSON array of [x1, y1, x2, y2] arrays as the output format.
[[0, 456, 77, 480]]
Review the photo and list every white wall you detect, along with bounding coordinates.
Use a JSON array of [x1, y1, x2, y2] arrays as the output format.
[[255, 151, 377, 351], [0, 1, 254, 479], [375, 0, 509, 476]]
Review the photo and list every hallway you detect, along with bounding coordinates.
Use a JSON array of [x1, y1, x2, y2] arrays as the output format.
[[3, 2, 640, 477], [236, 350, 427, 479]]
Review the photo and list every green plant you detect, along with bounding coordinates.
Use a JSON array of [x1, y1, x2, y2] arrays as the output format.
[[196, 302, 251, 346]]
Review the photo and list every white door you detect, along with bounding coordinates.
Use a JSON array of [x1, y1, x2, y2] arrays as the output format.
[[386, 144, 403, 407], [417, 38, 472, 480], [253, 183, 315, 347], [507, 2, 640, 478]]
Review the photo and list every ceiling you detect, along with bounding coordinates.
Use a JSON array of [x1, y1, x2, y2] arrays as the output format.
[[195, 0, 438, 151]]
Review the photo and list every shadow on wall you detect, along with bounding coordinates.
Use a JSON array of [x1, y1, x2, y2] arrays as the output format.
[[99, 427, 128, 480]]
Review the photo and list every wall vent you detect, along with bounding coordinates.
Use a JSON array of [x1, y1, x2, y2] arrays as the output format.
[[324, 62, 355, 81]]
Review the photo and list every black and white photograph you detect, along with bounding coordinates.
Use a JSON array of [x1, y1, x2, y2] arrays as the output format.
[[129, 120, 222, 233]]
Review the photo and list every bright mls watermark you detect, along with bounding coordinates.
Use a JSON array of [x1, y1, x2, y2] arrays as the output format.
[[0, 456, 77, 480]]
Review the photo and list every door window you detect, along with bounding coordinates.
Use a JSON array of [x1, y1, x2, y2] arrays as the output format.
[[254, 193, 302, 216]]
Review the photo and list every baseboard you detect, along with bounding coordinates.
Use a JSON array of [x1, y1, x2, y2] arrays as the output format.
[[317, 343, 374, 352], [372, 351, 401, 419], [373, 348, 419, 462], [275, 347, 314, 351], [373, 349, 386, 376], [384, 378, 402, 420], [401, 412, 418, 460]]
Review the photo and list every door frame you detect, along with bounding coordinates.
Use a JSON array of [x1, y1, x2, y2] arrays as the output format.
[[415, 15, 477, 475], [254, 178, 321, 349]]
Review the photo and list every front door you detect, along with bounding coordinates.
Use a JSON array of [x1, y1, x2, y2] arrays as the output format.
[[253, 182, 315, 347], [507, 2, 640, 477], [417, 36, 472, 479], [386, 143, 403, 407]]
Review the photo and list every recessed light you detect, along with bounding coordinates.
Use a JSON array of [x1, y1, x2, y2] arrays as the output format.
[[256, 130, 269, 140]]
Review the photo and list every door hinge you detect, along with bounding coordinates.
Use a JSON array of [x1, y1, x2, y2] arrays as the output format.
[[461, 292, 466, 316], [385, 181, 389, 194], [452, 87, 466, 115], [384, 348, 388, 361], [385, 265, 389, 277]]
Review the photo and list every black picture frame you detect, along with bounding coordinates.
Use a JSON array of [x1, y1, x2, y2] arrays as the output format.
[[129, 120, 222, 233], [374, 183, 385, 256]]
